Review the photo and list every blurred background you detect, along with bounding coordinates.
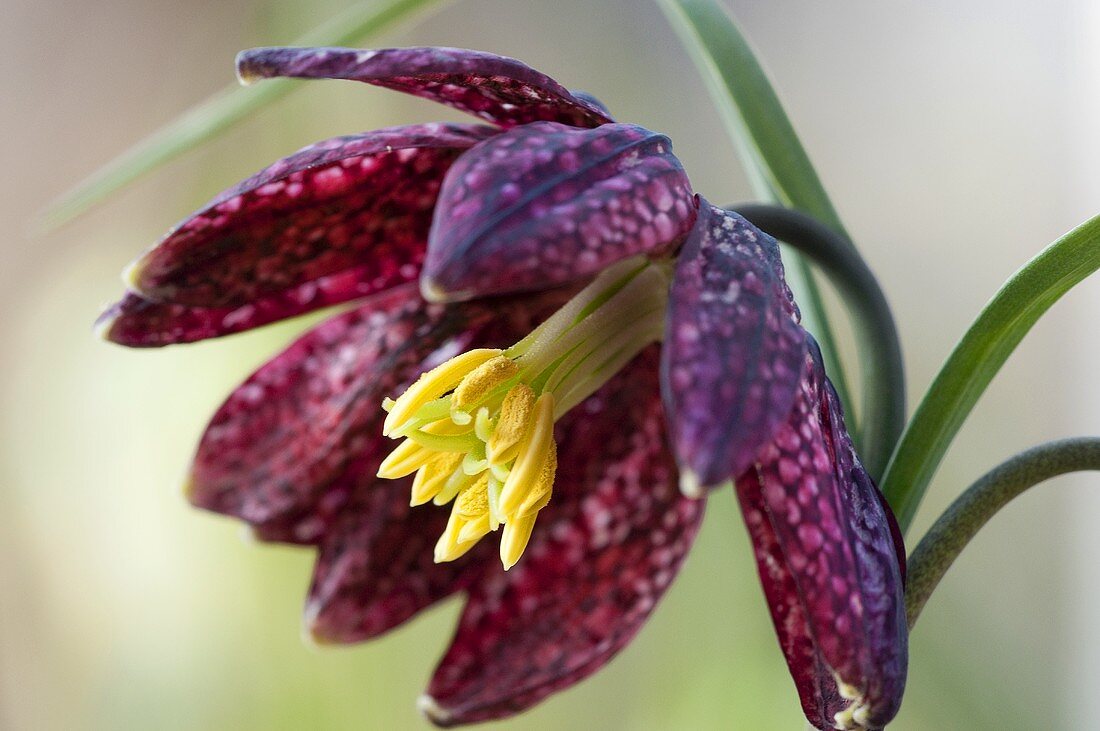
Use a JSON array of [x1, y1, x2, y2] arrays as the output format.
[[3, 0, 1099, 728]]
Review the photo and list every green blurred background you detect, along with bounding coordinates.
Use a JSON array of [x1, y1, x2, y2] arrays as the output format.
[[3, 1, 1099, 728]]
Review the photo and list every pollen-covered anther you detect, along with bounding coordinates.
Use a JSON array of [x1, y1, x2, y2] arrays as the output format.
[[434, 473, 492, 562], [517, 439, 556, 517], [411, 452, 465, 506], [451, 355, 519, 415], [500, 513, 537, 570], [487, 383, 536, 465], [498, 392, 556, 518], [383, 348, 502, 435]]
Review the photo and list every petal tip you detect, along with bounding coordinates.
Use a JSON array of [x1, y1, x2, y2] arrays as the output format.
[[678, 470, 706, 499], [92, 308, 118, 343], [301, 603, 340, 649], [238, 525, 260, 545], [121, 257, 147, 292], [417, 694, 455, 728], [419, 276, 459, 304], [234, 49, 265, 85], [180, 472, 201, 503]]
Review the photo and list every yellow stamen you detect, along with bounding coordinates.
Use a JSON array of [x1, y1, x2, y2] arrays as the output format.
[[434, 474, 491, 562], [487, 384, 535, 465], [499, 393, 555, 517], [500, 513, 538, 570], [410, 452, 464, 506], [433, 510, 473, 562], [517, 440, 556, 517], [455, 473, 490, 517], [457, 513, 492, 543], [377, 438, 438, 479], [380, 258, 671, 571], [452, 355, 519, 412], [383, 349, 501, 436]]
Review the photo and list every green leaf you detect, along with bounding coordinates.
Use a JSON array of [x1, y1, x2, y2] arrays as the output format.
[[35, 0, 450, 232], [881, 214, 1100, 532], [657, 0, 856, 426]]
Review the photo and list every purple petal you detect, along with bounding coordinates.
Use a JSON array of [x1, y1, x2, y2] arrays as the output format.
[[422, 347, 706, 726], [737, 345, 907, 730], [422, 122, 697, 301], [126, 123, 494, 314], [661, 201, 807, 490], [237, 46, 612, 129]]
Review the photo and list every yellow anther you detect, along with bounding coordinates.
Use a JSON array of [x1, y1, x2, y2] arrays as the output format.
[[517, 440, 556, 517], [452, 355, 518, 412], [457, 513, 492, 544], [500, 512, 538, 570], [377, 438, 438, 479], [434, 477, 492, 563], [433, 467, 477, 506], [487, 384, 536, 465], [499, 393, 556, 517], [410, 452, 464, 506], [456, 474, 490, 517], [433, 511, 472, 563], [383, 348, 501, 436]]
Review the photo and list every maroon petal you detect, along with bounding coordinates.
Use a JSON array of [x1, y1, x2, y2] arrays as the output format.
[[237, 46, 612, 129], [662, 201, 807, 491], [422, 347, 706, 726], [98, 266, 386, 346], [736, 344, 907, 731], [422, 122, 696, 301], [186, 285, 457, 528], [304, 476, 493, 643], [126, 123, 495, 316], [187, 284, 566, 533]]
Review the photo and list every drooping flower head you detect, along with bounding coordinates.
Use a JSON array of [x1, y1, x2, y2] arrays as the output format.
[[98, 45, 907, 730]]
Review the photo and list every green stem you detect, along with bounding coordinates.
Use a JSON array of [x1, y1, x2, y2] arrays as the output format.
[[881, 214, 1100, 532], [905, 438, 1100, 628], [732, 204, 905, 481]]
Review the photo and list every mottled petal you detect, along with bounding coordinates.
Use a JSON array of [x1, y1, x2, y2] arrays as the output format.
[[187, 284, 566, 532], [304, 476, 492, 643], [237, 46, 612, 129], [98, 266, 387, 346], [423, 122, 696, 301], [662, 201, 807, 490], [127, 123, 495, 312], [737, 344, 907, 731], [422, 347, 706, 726]]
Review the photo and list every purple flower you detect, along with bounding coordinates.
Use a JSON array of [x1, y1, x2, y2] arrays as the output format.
[[99, 46, 907, 730]]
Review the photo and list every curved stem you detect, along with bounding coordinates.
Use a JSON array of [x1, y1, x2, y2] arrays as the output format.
[[905, 437, 1100, 628], [732, 203, 905, 482]]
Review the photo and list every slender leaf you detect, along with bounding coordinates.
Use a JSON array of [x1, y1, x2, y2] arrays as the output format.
[[35, 0, 450, 232], [658, 0, 856, 423], [882, 214, 1100, 532]]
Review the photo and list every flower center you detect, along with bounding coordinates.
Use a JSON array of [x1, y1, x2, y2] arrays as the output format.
[[377, 257, 671, 569]]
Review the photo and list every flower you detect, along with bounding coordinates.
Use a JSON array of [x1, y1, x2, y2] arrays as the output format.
[[98, 46, 907, 730]]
